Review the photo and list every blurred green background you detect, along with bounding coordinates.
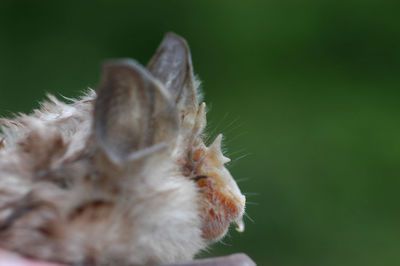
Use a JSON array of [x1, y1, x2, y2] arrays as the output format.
[[1, 2, 400, 265]]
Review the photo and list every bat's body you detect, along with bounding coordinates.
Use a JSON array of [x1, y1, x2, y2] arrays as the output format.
[[0, 33, 246, 265]]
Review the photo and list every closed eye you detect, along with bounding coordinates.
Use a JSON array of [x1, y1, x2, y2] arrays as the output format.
[[191, 175, 208, 182]]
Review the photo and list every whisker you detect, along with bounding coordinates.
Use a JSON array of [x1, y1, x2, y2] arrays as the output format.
[[223, 131, 247, 144], [218, 239, 232, 246], [199, 247, 212, 255], [223, 124, 243, 138], [228, 153, 251, 168], [232, 153, 251, 162], [208, 114, 242, 141], [246, 201, 259, 206], [220, 112, 231, 124], [235, 177, 250, 183], [244, 192, 260, 196], [222, 116, 240, 133], [227, 148, 248, 157], [210, 110, 228, 128], [244, 212, 255, 223]]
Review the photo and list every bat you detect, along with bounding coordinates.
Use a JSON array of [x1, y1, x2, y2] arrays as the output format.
[[0, 33, 250, 266]]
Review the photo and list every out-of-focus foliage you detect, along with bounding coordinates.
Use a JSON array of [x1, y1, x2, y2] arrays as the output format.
[[1, 2, 399, 265]]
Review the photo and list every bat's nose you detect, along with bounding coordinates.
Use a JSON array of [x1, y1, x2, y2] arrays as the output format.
[[235, 217, 245, 232]]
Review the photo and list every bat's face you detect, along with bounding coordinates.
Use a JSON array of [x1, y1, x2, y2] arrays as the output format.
[[189, 137, 245, 241], [181, 128, 245, 241]]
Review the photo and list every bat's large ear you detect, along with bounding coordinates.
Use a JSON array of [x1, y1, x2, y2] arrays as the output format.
[[147, 33, 198, 117], [94, 59, 179, 164]]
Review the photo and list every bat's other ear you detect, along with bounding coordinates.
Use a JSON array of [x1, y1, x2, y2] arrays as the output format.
[[147, 32, 198, 115], [94, 59, 179, 164]]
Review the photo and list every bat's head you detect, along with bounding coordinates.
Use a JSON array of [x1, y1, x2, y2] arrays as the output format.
[[96, 33, 246, 242]]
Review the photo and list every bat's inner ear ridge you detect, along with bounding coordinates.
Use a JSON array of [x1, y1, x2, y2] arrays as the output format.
[[147, 32, 198, 116], [94, 59, 179, 164]]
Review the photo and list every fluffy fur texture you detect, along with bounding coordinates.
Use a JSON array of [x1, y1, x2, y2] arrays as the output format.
[[0, 33, 245, 265]]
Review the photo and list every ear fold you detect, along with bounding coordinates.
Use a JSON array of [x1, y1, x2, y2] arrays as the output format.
[[147, 33, 198, 116], [94, 59, 179, 164]]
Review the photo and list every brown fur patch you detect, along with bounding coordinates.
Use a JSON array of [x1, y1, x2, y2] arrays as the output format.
[[69, 200, 113, 222]]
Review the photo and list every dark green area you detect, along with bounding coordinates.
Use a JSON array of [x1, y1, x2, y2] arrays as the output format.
[[1, 2, 399, 265]]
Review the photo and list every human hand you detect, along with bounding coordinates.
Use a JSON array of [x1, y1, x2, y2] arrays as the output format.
[[0, 250, 255, 266], [160, 253, 256, 266], [0, 249, 65, 266]]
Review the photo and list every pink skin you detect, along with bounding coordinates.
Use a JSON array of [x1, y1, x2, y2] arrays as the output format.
[[0, 249, 255, 266], [0, 249, 65, 266]]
